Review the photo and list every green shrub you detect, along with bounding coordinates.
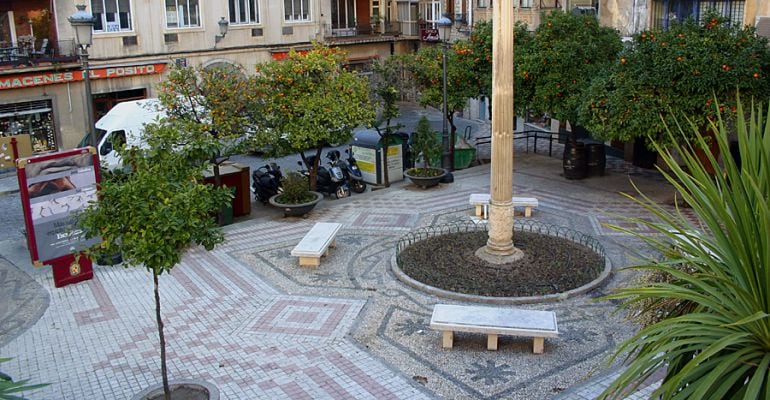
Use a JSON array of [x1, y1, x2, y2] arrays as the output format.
[[276, 172, 315, 204], [601, 97, 770, 399], [410, 116, 441, 170]]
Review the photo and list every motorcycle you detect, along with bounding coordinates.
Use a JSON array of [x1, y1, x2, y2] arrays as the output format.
[[251, 162, 282, 204], [338, 148, 366, 193], [298, 152, 350, 199]]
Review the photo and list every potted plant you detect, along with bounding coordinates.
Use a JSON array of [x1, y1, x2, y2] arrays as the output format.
[[370, 14, 382, 34], [268, 171, 323, 217], [404, 116, 446, 188]]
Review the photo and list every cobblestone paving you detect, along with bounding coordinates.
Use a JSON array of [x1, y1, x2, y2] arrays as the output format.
[[0, 147, 675, 399]]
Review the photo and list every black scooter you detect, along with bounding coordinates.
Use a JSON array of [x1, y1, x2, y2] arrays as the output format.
[[298, 153, 350, 199], [339, 148, 366, 193], [251, 163, 282, 203]]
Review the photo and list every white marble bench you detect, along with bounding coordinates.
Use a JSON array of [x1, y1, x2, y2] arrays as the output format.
[[291, 222, 342, 267], [430, 304, 558, 353], [468, 193, 539, 219]]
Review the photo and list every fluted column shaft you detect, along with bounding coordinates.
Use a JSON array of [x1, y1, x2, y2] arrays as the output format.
[[485, 0, 515, 255]]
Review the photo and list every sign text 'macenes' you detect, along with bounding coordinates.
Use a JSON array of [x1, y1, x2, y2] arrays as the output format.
[[0, 63, 167, 90]]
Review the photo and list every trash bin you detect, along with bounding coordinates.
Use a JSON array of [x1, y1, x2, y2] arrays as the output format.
[[203, 162, 250, 217], [351, 129, 405, 185], [428, 134, 477, 170]]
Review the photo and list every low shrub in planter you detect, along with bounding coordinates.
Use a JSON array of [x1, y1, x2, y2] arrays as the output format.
[[274, 172, 316, 204], [409, 116, 443, 174]]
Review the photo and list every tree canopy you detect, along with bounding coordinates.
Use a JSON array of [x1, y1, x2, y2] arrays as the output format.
[[518, 10, 623, 125], [156, 64, 254, 165], [79, 125, 232, 275], [579, 12, 770, 144], [408, 40, 480, 136], [249, 44, 374, 190]]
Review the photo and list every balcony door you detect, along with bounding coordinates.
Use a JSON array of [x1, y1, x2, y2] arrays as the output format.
[[331, 0, 356, 33]]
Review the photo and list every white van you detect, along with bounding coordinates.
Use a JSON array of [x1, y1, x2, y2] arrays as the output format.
[[95, 99, 165, 170]]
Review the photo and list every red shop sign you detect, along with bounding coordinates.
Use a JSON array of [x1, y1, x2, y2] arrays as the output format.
[[0, 63, 168, 90]]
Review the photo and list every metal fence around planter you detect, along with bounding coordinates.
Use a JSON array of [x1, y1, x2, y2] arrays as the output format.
[[396, 219, 606, 275]]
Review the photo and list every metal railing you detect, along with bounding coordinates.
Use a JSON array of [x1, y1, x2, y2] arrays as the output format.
[[396, 219, 607, 275], [0, 38, 77, 68]]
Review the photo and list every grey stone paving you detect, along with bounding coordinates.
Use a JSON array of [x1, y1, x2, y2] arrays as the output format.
[[0, 255, 48, 349], [0, 110, 674, 399]]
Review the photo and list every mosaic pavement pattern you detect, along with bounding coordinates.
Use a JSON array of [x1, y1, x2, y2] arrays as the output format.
[[0, 154, 677, 399]]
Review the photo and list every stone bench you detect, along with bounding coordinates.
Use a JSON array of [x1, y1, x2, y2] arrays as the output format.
[[290, 222, 342, 267], [469, 193, 539, 219], [429, 304, 558, 353]]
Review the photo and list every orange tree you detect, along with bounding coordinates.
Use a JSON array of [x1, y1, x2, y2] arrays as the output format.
[[518, 10, 622, 135], [579, 12, 770, 146], [371, 55, 410, 186], [463, 20, 533, 118], [408, 40, 479, 141], [249, 44, 374, 191], [154, 64, 255, 223]]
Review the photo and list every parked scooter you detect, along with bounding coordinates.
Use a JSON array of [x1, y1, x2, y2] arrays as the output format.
[[338, 148, 366, 193], [251, 162, 282, 204], [298, 153, 351, 199]]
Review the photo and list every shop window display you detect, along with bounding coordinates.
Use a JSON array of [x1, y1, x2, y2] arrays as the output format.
[[0, 100, 57, 153]]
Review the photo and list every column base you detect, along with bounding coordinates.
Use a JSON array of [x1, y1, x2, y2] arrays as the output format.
[[475, 246, 525, 265]]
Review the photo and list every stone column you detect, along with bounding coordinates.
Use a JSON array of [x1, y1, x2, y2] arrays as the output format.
[[476, 0, 522, 264]]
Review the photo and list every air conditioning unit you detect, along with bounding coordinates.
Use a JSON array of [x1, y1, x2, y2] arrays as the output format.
[[756, 16, 770, 40]]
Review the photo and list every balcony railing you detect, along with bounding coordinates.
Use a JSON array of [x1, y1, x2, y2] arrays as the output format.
[[324, 20, 415, 39], [0, 38, 78, 69]]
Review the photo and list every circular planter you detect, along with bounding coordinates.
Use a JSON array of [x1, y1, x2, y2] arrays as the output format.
[[269, 191, 323, 217], [132, 379, 219, 400], [404, 168, 447, 189]]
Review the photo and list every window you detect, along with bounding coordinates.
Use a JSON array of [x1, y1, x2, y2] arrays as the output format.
[[421, 0, 442, 26], [651, 0, 745, 29], [91, 0, 132, 32], [166, 0, 201, 28], [0, 100, 57, 153], [284, 0, 310, 22], [477, 0, 489, 8], [519, 0, 533, 8], [229, 0, 260, 25]]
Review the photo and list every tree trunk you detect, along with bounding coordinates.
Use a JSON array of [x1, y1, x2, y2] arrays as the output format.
[[448, 113, 457, 170], [212, 159, 224, 226], [303, 148, 323, 192], [376, 126, 391, 187], [153, 271, 171, 400]]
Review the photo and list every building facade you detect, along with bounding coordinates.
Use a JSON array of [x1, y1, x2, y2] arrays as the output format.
[[2, 0, 475, 155], [599, 0, 770, 36]]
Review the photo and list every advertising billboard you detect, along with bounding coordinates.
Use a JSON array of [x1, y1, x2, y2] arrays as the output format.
[[16, 147, 100, 265]]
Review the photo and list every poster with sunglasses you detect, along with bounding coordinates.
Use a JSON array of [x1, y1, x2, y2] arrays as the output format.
[[16, 147, 101, 264]]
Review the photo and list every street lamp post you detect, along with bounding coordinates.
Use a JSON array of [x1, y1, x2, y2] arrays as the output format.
[[437, 14, 453, 171], [68, 5, 96, 149]]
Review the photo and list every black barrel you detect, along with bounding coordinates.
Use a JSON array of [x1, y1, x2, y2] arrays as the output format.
[[585, 142, 606, 176], [563, 141, 587, 180]]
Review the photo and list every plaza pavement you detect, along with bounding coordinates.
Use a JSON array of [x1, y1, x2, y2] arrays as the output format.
[[0, 113, 680, 399]]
